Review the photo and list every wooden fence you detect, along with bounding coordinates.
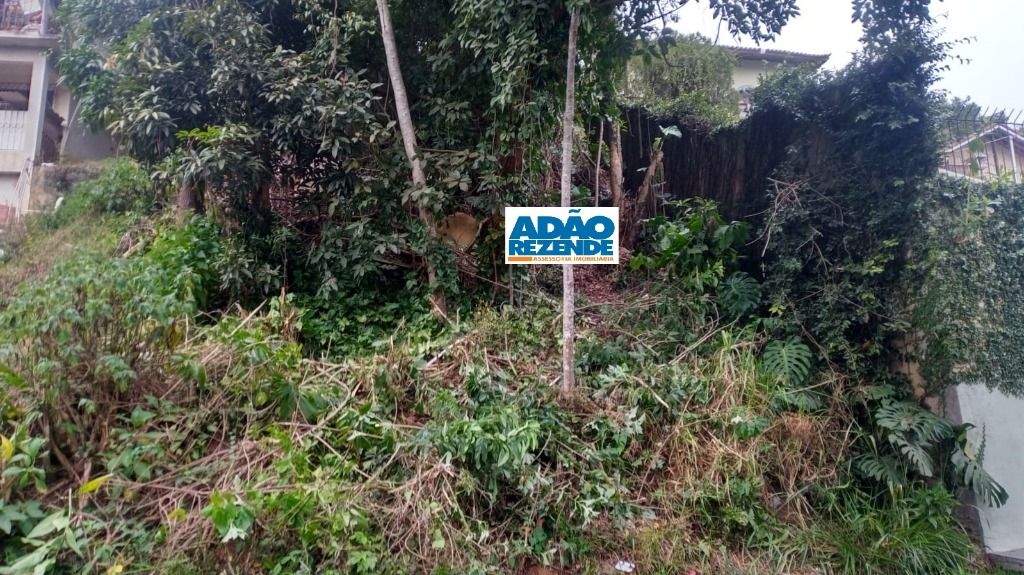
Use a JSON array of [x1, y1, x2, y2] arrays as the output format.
[[620, 106, 801, 221]]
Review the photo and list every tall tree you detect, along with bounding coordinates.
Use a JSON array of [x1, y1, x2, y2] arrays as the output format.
[[560, 6, 581, 394], [375, 0, 447, 317]]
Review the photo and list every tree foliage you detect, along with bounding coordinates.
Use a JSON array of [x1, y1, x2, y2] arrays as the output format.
[[2, 0, 1015, 572], [622, 32, 740, 128], [56, 0, 805, 300], [745, 0, 1014, 506], [755, 0, 946, 373]]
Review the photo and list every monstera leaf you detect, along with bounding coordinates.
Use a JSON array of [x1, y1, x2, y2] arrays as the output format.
[[763, 336, 813, 384], [717, 271, 761, 317]]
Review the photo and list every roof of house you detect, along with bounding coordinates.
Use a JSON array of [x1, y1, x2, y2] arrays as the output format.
[[944, 124, 1024, 154], [727, 46, 830, 66]]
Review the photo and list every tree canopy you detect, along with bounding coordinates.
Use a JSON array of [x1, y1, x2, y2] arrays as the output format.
[[55, 0, 807, 291]]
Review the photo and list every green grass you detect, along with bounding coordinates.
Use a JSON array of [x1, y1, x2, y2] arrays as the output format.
[[0, 215, 127, 300]]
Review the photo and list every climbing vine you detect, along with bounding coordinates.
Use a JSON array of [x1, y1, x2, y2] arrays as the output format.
[[909, 177, 1024, 394]]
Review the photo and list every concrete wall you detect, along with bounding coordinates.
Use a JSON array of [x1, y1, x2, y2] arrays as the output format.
[[61, 106, 118, 162], [27, 161, 107, 212], [0, 149, 23, 172], [732, 61, 783, 90], [949, 384, 1024, 553], [0, 172, 17, 205], [52, 84, 117, 162]]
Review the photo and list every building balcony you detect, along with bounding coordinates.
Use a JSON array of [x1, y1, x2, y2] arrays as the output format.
[[0, 0, 58, 47], [0, 108, 26, 150], [0, 107, 26, 172]]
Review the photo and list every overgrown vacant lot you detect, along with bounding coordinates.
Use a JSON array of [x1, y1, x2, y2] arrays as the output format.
[[0, 166, 1015, 573], [3, 0, 1024, 573]]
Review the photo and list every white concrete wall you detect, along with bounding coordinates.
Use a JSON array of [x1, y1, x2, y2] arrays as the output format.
[[0, 172, 16, 205], [951, 384, 1024, 553], [0, 171, 19, 223], [60, 92, 117, 162], [0, 149, 22, 172], [732, 61, 783, 90]]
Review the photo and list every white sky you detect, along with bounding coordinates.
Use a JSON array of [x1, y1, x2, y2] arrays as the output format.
[[670, 0, 1024, 113]]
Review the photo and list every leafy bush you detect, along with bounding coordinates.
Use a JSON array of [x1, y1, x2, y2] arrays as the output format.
[[762, 336, 813, 385], [717, 271, 762, 318], [622, 32, 740, 129], [853, 385, 1008, 508], [0, 217, 226, 475], [742, 8, 1013, 519], [43, 159, 157, 227], [296, 279, 439, 358], [630, 198, 752, 322]]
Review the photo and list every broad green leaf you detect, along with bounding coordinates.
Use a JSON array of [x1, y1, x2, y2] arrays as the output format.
[[26, 512, 68, 539], [0, 541, 52, 574], [222, 523, 248, 543], [0, 364, 26, 390], [763, 337, 813, 384], [32, 558, 53, 575], [431, 528, 446, 550]]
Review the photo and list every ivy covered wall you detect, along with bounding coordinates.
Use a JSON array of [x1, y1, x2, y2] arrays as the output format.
[[910, 177, 1024, 394]]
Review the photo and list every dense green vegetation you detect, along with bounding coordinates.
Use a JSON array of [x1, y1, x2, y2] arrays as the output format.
[[0, 169, 1008, 574], [909, 177, 1024, 394], [1, 0, 1022, 573], [621, 33, 741, 128]]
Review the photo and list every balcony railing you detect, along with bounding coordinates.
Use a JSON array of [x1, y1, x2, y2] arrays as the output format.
[[0, 0, 57, 36], [0, 109, 26, 150]]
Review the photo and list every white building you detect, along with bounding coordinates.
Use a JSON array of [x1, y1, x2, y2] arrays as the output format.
[[941, 124, 1024, 184], [727, 46, 829, 116], [0, 0, 115, 224]]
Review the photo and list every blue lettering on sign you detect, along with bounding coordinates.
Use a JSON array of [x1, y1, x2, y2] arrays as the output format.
[[508, 211, 616, 256]]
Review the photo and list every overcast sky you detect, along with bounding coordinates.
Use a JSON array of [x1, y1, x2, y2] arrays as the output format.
[[670, 0, 1023, 113]]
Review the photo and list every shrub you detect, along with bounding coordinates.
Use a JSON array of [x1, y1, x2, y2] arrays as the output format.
[[43, 159, 157, 227], [629, 198, 752, 322], [631, 198, 749, 285], [0, 218, 222, 471], [786, 487, 976, 575], [296, 279, 439, 358]]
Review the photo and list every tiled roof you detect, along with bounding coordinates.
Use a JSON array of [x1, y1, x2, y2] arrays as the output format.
[[726, 46, 830, 65]]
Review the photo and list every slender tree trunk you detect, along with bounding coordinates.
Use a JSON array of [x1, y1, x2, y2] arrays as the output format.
[[608, 119, 624, 208], [624, 147, 664, 249], [176, 184, 197, 221], [559, 8, 580, 395], [255, 181, 272, 213], [635, 148, 663, 214], [375, 0, 447, 317], [593, 119, 603, 207]]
